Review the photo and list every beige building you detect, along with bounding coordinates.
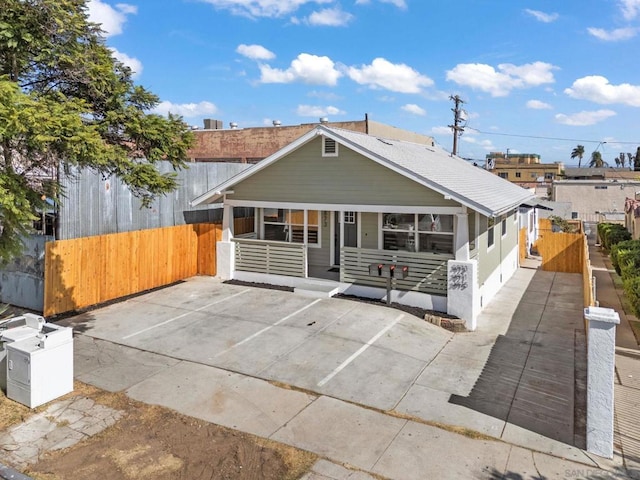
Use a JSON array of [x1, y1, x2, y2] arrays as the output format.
[[486, 152, 563, 191], [188, 115, 434, 163], [552, 179, 639, 222]]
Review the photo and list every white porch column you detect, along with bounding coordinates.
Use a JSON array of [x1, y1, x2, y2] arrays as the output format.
[[584, 306, 620, 459], [454, 212, 470, 261], [447, 259, 479, 330], [217, 203, 235, 280]]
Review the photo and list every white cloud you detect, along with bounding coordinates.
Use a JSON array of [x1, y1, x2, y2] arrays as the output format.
[[355, 0, 407, 8], [620, 0, 640, 20], [524, 9, 559, 23], [401, 104, 426, 116], [197, 0, 334, 18], [555, 109, 616, 126], [296, 104, 346, 116], [526, 99, 552, 109], [110, 48, 143, 78], [587, 27, 638, 41], [565, 75, 640, 107], [461, 136, 496, 151], [345, 58, 434, 94], [430, 126, 452, 136], [307, 7, 354, 26], [87, 0, 137, 37], [259, 53, 342, 85], [446, 62, 557, 97], [153, 101, 218, 118], [236, 44, 275, 60]]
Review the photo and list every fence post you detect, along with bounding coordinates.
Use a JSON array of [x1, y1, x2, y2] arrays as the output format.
[[584, 306, 620, 459]]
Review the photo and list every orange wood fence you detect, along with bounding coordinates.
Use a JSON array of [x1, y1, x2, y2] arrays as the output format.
[[534, 218, 595, 309], [44, 223, 221, 317]]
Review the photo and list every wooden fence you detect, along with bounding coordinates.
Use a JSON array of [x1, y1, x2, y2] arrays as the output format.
[[535, 218, 595, 309], [537, 218, 584, 274], [519, 228, 527, 263], [44, 224, 221, 317]]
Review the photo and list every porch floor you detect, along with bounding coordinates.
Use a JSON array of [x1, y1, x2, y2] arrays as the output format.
[[309, 264, 340, 281]]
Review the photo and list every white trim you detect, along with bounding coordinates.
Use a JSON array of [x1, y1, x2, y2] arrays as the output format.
[[356, 212, 362, 249], [225, 199, 464, 214], [330, 211, 336, 267]]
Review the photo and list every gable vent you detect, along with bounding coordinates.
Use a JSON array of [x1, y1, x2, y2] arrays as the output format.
[[323, 137, 338, 157]]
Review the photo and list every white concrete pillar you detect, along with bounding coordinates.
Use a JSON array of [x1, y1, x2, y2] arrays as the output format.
[[584, 306, 620, 459], [218, 203, 235, 280], [222, 203, 234, 242], [447, 259, 479, 330], [454, 212, 470, 261]]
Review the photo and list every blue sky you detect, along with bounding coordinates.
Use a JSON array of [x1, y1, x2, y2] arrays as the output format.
[[88, 0, 640, 166]]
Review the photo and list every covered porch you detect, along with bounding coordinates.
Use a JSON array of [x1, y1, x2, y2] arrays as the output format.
[[218, 203, 477, 322]]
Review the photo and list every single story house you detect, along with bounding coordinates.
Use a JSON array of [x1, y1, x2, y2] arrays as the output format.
[[191, 125, 534, 330]]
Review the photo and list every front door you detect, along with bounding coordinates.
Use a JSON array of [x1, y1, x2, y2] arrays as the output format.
[[334, 211, 357, 265]]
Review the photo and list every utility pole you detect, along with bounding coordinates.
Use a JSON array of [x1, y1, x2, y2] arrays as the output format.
[[448, 95, 465, 156]]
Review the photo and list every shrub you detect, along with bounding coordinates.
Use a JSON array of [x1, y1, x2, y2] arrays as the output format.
[[611, 239, 640, 276], [624, 275, 640, 317], [598, 223, 631, 250]]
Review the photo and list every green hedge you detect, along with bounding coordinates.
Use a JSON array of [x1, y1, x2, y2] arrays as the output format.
[[598, 223, 631, 251], [611, 239, 640, 276], [602, 224, 640, 316]]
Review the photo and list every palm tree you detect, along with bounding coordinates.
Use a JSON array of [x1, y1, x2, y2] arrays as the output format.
[[589, 150, 608, 168], [571, 145, 585, 167]]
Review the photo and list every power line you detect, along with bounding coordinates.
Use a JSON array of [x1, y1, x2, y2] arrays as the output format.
[[465, 128, 640, 145]]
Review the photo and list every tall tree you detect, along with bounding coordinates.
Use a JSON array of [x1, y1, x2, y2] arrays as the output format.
[[570, 145, 585, 168], [0, 0, 193, 261], [635, 147, 640, 171], [589, 150, 608, 168]]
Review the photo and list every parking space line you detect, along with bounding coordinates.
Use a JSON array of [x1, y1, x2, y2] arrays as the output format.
[[214, 298, 322, 357], [317, 313, 404, 387], [122, 289, 252, 340]]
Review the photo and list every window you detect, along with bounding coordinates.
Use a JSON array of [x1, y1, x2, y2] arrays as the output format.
[[545, 172, 553, 180], [595, 185, 608, 190], [515, 172, 521, 178], [499, 172, 508, 179], [344, 211, 355, 224], [382, 213, 454, 254], [501, 215, 507, 236], [322, 137, 338, 157], [263, 209, 319, 244], [488, 217, 495, 248], [530, 172, 538, 178]]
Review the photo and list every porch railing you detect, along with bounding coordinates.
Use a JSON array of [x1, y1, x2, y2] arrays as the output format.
[[341, 247, 451, 296], [233, 238, 307, 278]]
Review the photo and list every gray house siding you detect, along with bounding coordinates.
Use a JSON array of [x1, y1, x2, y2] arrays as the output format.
[[228, 138, 459, 207], [308, 218, 330, 265], [477, 211, 518, 286], [361, 212, 379, 249]]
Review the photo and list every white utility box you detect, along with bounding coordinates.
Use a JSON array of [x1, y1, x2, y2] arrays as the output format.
[[0, 314, 45, 392], [6, 322, 74, 408]]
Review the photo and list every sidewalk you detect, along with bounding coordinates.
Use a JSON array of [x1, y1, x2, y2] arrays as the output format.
[[589, 244, 640, 478]]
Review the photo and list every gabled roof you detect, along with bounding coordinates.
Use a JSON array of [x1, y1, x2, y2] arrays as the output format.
[[191, 125, 534, 217]]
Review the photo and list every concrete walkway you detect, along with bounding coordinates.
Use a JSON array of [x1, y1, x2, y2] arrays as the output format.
[[52, 267, 629, 478], [4, 255, 639, 478]]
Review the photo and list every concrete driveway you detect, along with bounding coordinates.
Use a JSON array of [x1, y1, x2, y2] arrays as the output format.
[[62, 277, 459, 412]]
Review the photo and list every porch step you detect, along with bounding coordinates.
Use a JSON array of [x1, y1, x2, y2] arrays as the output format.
[[294, 280, 340, 298]]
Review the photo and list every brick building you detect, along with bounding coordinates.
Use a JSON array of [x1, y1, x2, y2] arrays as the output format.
[[187, 115, 435, 163]]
